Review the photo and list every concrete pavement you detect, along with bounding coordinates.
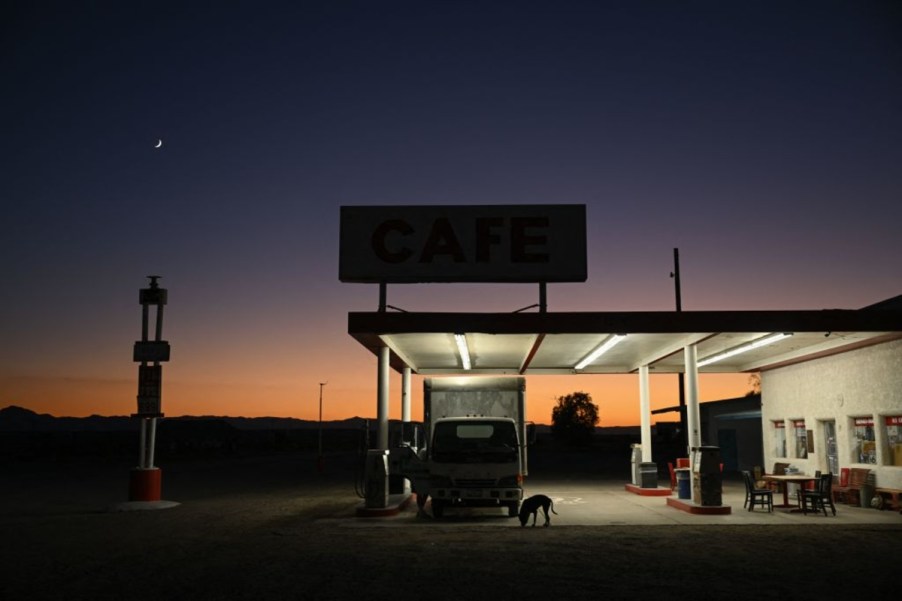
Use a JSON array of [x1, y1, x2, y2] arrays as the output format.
[[343, 476, 902, 527]]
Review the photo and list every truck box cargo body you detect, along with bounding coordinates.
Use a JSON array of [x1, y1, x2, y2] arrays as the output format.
[[423, 376, 527, 517]]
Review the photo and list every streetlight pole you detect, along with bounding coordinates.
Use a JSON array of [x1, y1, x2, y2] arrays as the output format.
[[670, 248, 688, 452], [317, 382, 327, 473]]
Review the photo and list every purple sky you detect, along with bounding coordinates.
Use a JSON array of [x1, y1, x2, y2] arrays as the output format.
[[3, 1, 900, 419]]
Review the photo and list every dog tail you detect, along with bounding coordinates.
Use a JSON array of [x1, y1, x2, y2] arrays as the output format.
[[550, 499, 558, 515]]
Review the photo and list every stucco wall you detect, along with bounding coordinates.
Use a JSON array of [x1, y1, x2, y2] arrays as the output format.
[[761, 338, 902, 491]]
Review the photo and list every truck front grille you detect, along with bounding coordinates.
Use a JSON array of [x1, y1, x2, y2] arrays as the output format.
[[454, 478, 496, 487]]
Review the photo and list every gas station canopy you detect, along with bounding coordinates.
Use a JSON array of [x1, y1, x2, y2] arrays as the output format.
[[340, 205, 901, 377], [348, 308, 902, 376]]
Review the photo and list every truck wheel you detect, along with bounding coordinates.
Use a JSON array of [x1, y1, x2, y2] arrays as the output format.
[[431, 500, 445, 518], [507, 501, 520, 517]]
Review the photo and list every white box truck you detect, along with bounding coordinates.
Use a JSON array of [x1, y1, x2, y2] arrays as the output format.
[[415, 376, 527, 518]]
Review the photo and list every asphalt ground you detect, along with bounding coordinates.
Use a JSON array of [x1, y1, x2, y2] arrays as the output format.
[[3, 452, 900, 600]]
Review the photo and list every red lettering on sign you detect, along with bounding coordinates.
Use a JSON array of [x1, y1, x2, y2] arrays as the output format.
[[511, 217, 550, 263], [369, 216, 552, 265], [475, 217, 503, 262], [371, 219, 414, 263], [419, 218, 466, 263]]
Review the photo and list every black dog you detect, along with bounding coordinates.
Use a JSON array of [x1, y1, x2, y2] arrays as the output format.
[[518, 494, 558, 527]]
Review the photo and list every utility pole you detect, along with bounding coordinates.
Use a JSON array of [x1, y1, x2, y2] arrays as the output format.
[[670, 249, 688, 451], [317, 382, 327, 473]]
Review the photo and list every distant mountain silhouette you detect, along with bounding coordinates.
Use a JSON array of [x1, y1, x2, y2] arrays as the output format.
[[0, 406, 640, 435], [0, 405, 382, 433], [0, 406, 669, 469], [0, 405, 133, 432], [0, 406, 396, 460]]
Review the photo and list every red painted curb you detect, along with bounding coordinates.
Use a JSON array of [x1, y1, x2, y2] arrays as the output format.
[[625, 483, 673, 496], [666, 496, 732, 515]]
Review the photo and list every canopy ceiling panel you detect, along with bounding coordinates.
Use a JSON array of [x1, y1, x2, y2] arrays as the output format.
[[466, 333, 535, 371], [531, 333, 612, 371], [380, 333, 459, 371], [349, 309, 902, 376]]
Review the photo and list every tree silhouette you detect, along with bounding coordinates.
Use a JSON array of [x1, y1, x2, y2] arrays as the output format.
[[551, 391, 599, 446], [746, 373, 761, 396]]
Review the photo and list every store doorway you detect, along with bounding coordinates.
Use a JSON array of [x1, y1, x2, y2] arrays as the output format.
[[717, 429, 738, 472], [823, 420, 838, 475]]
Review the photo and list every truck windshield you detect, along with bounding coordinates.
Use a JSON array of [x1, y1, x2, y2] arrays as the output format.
[[431, 420, 519, 463]]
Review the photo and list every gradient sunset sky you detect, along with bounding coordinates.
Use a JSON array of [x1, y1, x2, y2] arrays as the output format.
[[3, 1, 900, 426]]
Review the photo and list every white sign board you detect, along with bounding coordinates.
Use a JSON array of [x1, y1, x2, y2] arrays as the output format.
[[339, 205, 587, 283]]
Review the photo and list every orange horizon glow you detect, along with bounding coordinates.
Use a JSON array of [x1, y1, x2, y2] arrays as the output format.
[[2, 371, 753, 427]]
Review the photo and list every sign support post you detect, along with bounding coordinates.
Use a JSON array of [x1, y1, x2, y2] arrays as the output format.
[[129, 276, 171, 502]]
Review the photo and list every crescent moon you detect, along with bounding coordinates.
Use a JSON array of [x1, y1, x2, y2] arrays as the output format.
[[154, 139, 163, 148]]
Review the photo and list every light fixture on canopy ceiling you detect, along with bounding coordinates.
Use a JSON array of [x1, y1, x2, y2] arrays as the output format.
[[697, 332, 794, 368], [454, 333, 472, 370], [574, 334, 626, 370]]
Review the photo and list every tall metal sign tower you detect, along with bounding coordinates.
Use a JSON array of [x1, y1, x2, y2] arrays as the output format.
[[129, 275, 171, 502]]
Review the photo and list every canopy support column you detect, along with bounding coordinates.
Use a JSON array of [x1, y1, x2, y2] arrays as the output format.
[[685, 343, 702, 503], [639, 364, 652, 462], [401, 366, 411, 440], [401, 366, 412, 494], [684, 343, 701, 454], [377, 346, 390, 450]]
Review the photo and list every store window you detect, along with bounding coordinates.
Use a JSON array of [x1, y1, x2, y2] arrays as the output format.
[[851, 417, 876, 464], [773, 421, 786, 458], [793, 419, 807, 459], [884, 416, 902, 467]]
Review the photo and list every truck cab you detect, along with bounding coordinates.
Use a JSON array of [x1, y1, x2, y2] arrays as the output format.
[[427, 415, 524, 517]]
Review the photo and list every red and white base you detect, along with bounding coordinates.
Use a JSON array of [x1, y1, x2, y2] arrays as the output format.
[[128, 467, 162, 502]]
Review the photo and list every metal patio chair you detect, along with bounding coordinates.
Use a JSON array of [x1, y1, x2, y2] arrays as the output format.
[[742, 470, 773, 512], [800, 472, 836, 516]]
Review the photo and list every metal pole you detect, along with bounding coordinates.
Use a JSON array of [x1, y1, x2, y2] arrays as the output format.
[[155, 306, 164, 341], [148, 417, 157, 468], [318, 382, 326, 472], [138, 418, 147, 468], [672, 248, 688, 451]]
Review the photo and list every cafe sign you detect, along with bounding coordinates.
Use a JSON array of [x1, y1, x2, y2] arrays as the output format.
[[339, 205, 587, 283]]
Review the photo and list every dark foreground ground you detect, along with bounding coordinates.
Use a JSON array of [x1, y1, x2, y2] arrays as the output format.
[[2, 450, 898, 600]]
